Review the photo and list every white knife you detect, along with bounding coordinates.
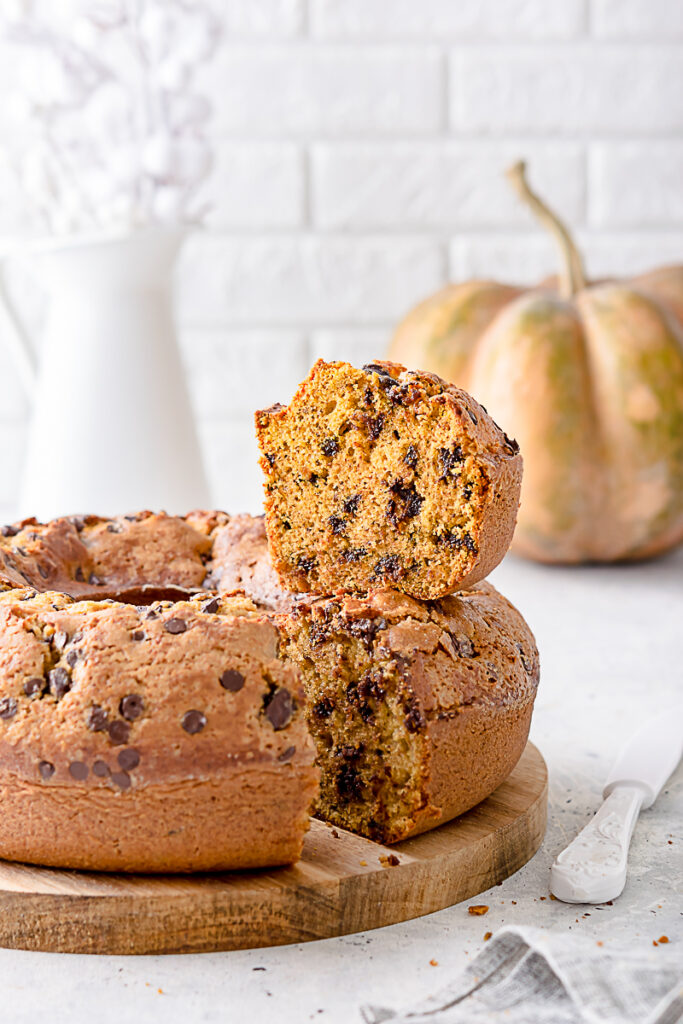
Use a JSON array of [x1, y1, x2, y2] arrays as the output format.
[[550, 705, 683, 904]]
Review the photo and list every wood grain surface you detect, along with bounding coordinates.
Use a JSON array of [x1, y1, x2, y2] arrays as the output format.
[[0, 742, 547, 955]]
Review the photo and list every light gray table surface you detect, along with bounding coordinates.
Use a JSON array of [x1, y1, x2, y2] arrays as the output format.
[[1, 547, 681, 1023]]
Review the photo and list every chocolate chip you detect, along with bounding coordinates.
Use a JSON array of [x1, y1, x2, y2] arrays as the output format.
[[438, 444, 464, 480], [182, 709, 206, 734], [368, 414, 385, 441], [336, 762, 363, 802], [342, 494, 361, 516], [403, 445, 418, 469], [363, 363, 394, 380], [74, 566, 85, 583], [0, 697, 17, 720], [88, 572, 104, 586], [146, 608, 158, 620], [69, 761, 88, 780], [111, 771, 131, 790], [119, 694, 144, 721], [107, 719, 130, 745], [131, 630, 145, 642], [358, 668, 387, 702], [164, 618, 187, 634], [278, 746, 296, 762], [340, 547, 366, 563], [24, 677, 44, 697], [503, 431, 519, 454], [328, 515, 347, 536], [297, 554, 317, 574], [313, 697, 335, 719], [201, 597, 220, 614], [117, 748, 140, 771], [87, 705, 109, 732], [372, 554, 402, 581], [220, 669, 245, 692], [0, 524, 19, 537], [264, 452, 276, 467], [386, 480, 424, 526], [467, 409, 478, 425], [308, 621, 330, 647], [106, 522, 121, 533], [38, 564, 50, 579], [321, 437, 340, 457], [49, 667, 71, 700], [38, 760, 55, 780], [92, 760, 110, 777], [434, 529, 478, 555], [264, 688, 294, 730], [364, 364, 407, 404], [404, 704, 426, 734], [346, 616, 387, 648]]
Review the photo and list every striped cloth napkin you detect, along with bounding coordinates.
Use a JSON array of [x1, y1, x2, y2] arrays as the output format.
[[361, 926, 682, 1024]]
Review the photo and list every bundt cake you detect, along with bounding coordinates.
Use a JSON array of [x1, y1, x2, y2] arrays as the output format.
[[0, 509, 538, 866], [255, 359, 523, 600]]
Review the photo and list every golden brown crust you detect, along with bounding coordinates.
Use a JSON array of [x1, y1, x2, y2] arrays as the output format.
[[406, 701, 534, 839], [210, 514, 302, 611], [0, 542, 319, 871], [255, 359, 522, 600], [0, 766, 316, 872], [0, 511, 215, 601]]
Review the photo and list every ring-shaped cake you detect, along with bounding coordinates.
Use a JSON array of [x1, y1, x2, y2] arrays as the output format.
[[0, 511, 539, 872]]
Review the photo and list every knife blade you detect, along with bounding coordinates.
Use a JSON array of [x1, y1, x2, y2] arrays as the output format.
[[550, 705, 683, 904]]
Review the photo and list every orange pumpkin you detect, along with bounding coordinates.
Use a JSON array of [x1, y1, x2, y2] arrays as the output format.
[[388, 162, 683, 563]]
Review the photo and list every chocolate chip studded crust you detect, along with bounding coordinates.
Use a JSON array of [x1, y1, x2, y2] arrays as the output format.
[[255, 359, 523, 601], [0, 514, 319, 872]]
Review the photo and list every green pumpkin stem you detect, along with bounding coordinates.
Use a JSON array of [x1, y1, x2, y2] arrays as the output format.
[[506, 161, 587, 299]]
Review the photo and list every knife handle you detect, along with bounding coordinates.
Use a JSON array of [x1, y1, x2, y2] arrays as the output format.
[[550, 784, 644, 904]]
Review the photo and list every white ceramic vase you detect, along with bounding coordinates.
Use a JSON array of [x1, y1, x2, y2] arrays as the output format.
[[0, 227, 211, 520]]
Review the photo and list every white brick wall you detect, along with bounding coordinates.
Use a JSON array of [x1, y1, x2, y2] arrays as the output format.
[[0, 1, 682, 519]]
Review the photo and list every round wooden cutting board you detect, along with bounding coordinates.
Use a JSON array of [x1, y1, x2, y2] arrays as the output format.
[[0, 742, 547, 955]]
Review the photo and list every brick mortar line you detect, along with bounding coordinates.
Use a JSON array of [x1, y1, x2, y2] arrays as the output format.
[[177, 319, 405, 330], [206, 131, 683, 143], [183, 227, 683, 240], [209, 38, 683, 49], [207, 136, 683, 146]]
